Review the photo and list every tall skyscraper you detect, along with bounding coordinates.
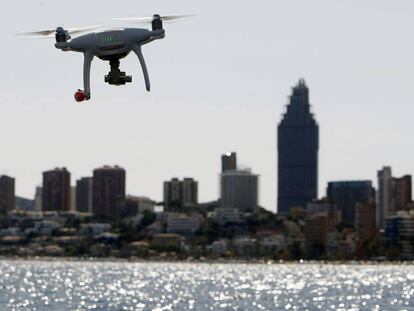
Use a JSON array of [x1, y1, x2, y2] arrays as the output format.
[[277, 79, 319, 214], [163, 177, 198, 210], [92, 165, 126, 218], [221, 152, 237, 173], [220, 168, 258, 211], [0, 175, 15, 214], [327, 181, 375, 226], [377, 166, 393, 229], [42, 168, 71, 212], [76, 177, 93, 213]]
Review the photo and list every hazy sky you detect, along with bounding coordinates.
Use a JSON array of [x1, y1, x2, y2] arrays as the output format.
[[2, 0, 414, 212]]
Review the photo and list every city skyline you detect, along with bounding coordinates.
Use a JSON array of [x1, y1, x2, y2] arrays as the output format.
[[2, 1, 414, 213]]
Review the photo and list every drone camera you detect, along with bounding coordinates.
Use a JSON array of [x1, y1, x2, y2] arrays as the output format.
[[152, 15, 163, 31], [105, 72, 132, 85], [105, 58, 133, 85]]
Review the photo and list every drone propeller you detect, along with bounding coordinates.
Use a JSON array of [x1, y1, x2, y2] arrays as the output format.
[[16, 25, 103, 38], [113, 14, 197, 24]]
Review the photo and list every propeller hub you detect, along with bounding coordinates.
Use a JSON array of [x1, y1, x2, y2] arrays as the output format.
[[152, 14, 163, 31], [55, 27, 70, 43]]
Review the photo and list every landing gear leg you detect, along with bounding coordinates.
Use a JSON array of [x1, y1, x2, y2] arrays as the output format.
[[75, 51, 93, 102]]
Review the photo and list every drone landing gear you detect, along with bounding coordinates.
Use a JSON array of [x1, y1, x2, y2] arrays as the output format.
[[105, 59, 132, 86]]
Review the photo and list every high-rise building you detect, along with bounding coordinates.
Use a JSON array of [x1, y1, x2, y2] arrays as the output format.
[[220, 168, 258, 211], [221, 152, 237, 173], [0, 175, 15, 214], [76, 177, 93, 213], [181, 178, 198, 207], [92, 165, 126, 218], [392, 175, 412, 212], [42, 168, 71, 212], [277, 79, 319, 214], [327, 181, 374, 226], [164, 178, 181, 209], [163, 178, 198, 210], [377, 166, 393, 229], [70, 186, 76, 212]]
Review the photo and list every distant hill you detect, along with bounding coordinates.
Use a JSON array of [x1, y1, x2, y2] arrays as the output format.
[[15, 196, 35, 212]]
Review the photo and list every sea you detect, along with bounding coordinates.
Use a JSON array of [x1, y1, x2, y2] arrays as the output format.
[[0, 260, 413, 310]]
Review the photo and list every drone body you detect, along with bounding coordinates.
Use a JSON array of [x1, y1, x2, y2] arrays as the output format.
[[20, 14, 192, 102]]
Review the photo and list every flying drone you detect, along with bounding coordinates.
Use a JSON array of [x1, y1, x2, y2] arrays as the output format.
[[19, 14, 194, 102]]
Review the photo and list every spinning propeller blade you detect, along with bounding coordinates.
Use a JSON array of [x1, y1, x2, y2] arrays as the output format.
[[113, 14, 197, 23], [16, 25, 103, 38]]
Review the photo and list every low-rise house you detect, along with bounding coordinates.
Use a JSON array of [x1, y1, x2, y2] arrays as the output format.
[[151, 233, 185, 251], [124, 196, 156, 216], [338, 228, 357, 258], [95, 232, 120, 243], [141, 221, 164, 236], [0, 236, 24, 245], [260, 235, 287, 253], [122, 214, 144, 227], [44, 245, 64, 256], [54, 236, 81, 246], [0, 227, 22, 237], [207, 239, 229, 256], [283, 221, 302, 239], [167, 215, 201, 235], [34, 221, 61, 236], [156, 212, 181, 223], [128, 241, 149, 256], [212, 208, 243, 226], [79, 223, 111, 237], [232, 237, 257, 257]]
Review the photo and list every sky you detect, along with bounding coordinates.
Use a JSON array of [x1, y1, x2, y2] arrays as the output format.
[[1, 0, 414, 212]]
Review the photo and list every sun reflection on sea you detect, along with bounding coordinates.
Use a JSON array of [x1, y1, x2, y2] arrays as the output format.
[[0, 261, 412, 310]]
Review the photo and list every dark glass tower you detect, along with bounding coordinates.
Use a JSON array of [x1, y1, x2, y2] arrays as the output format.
[[277, 79, 319, 214]]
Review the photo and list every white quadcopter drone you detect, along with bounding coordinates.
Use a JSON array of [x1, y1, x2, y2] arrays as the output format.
[[19, 14, 194, 102]]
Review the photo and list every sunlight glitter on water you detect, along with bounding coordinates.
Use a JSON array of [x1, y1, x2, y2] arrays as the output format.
[[0, 260, 413, 310]]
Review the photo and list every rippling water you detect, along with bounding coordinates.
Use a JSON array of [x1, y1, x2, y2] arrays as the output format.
[[0, 260, 413, 310]]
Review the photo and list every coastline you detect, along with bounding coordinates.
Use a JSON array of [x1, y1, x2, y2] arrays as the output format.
[[1, 256, 413, 265]]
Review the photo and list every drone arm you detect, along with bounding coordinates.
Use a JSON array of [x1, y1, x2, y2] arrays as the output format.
[[132, 44, 150, 92], [83, 51, 94, 99]]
